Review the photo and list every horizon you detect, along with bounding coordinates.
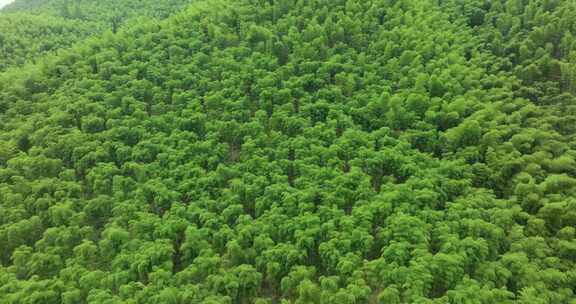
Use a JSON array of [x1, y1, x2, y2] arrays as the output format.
[[0, 0, 14, 9]]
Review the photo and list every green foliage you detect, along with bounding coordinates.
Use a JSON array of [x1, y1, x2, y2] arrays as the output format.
[[0, 0, 575, 303], [0, 0, 193, 72]]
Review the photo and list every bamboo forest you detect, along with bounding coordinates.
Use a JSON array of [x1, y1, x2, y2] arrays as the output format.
[[0, 0, 575, 303]]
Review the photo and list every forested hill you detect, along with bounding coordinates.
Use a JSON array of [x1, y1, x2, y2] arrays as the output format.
[[0, 0, 193, 71], [0, 0, 575, 303]]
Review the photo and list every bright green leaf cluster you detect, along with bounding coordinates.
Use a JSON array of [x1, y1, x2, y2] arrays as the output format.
[[0, 0, 575, 303]]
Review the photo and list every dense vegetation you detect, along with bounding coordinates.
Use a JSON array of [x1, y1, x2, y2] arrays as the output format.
[[0, 0, 575, 303], [0, 0, 192, 71]]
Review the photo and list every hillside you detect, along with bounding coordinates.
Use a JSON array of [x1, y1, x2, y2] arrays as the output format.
[[0, 0, 575, 303], [0, 0, 193, 71]]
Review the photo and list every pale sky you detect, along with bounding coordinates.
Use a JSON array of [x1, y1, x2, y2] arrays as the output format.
[[0, 0, 15, 9]]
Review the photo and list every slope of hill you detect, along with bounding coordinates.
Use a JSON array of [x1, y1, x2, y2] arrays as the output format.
[[0, 13, 98, 70], [0, 0, 575, 303], [0, 0, 193, 72]]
